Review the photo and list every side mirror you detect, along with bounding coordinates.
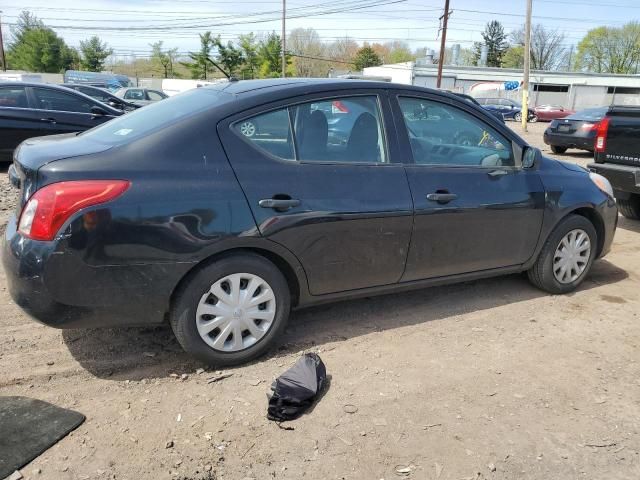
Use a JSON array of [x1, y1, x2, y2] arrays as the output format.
[[522, 146, 540, 169], [90, 106, 107, 117]]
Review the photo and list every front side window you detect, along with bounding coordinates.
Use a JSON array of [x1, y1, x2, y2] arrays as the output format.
[[0, 86, 28, 108], [234, 95, 387, 164], [398, 96, 514, 167], [147, 90, 166, 100], [32, 88, 93, 113]]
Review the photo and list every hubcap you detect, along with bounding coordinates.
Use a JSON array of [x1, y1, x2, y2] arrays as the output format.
[[196, 273, 276, 352], [240, 121, 256, 137], [553, 229, 591, 284]]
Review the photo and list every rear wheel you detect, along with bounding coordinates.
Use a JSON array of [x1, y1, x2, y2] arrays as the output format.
[[513, 112, 522, 122], [171, 253, 291, 366], [529, 114, 538, 123], [550, 145, 568, 154], [617, 194, 640, 220], [528, 215, 597, 294], [239, 121, 257, 137]]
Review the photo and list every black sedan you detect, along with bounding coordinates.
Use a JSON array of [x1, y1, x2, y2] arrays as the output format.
[[477, 97, 538, 122], [543, 107, 608, 154], [0, 82, 122, 162], [61, 83, 139, 112], [2, 79, 617, 366]]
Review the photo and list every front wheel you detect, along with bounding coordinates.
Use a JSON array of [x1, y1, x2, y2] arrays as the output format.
[[513, 112, 522, 122], [170, 253, 291, 366], [528, 114, 538, 123], [550, 145, 568, 154], [528, 215, 597, 294], [617, 194, 640, 220]]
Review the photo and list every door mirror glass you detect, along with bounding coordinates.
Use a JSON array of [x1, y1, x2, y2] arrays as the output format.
[[522, 146, 539, 169], [90, 106, 107, 116]]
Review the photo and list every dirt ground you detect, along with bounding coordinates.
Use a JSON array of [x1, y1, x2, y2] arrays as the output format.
[[1, 122, 639, 480]]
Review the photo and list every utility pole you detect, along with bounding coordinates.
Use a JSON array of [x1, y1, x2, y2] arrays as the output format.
[[436, 0, 450, 89], [0, 12, 6, 72], [522, 0, 532, 132], [281, 0, 286, 78]]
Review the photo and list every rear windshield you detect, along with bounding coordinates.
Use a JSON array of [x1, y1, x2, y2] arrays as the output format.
[[568, 107, 608, 121], [80, 88, 222, 144]]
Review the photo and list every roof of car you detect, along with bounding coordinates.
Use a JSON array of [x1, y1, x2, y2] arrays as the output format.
[[206, 78, 427, 95]]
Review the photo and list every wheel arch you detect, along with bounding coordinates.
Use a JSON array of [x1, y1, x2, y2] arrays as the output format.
[[168, 243, 308, 320], [561, 206, 605, 257]]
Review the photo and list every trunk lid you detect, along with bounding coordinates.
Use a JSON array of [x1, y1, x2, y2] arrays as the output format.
[[10, 133, 113, 213]]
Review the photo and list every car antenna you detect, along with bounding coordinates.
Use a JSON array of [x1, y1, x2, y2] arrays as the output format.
[[205, 58, 238, 82]]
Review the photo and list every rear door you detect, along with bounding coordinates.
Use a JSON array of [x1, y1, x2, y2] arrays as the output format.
[[28, 86, 115, 135], [0, 85, 43, 161], [391, 92, 545, 281], [218, 90, 414, 296]]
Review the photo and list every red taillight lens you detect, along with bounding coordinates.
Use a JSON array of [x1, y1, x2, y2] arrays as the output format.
[[594, 117, 610, 152], [580, 122, 597, 130], [18, 180, 130, 241], [332, 100, 350, 113]]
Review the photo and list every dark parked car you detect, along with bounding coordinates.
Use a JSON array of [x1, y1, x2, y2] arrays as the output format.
[[61, 83, 139, 112], [0, 82, 123, 162], [543, 107, 608, 154], [477, 97, 538, 122], [588, 105, 640, 219], [3, 79, 617, 366], [453, 93, 504, 122]]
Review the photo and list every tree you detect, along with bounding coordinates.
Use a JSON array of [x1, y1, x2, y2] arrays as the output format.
[[238, 33, 260, 79], [575, 22, 640, 74], [502, 45, 525, 69], [473, 21, 508, 67], [214, 37, 244, 76], [288, 28, 327, 77], [385, 41, 414, 64], [183, 32, 216, 79], [326, 37, 359, 72], [150, 41, 178, 78], [510, 24, 567, 70], [354, 46, 382, 71], [257, 32, 288, 78], [79, 36, 113, 72], [7, 13, 76, 73]]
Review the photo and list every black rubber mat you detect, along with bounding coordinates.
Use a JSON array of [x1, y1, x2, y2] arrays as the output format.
[[0, 396, 85, 478]]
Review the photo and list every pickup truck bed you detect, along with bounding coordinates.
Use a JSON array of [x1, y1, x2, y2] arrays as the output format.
[[588, 105, 640, 219]]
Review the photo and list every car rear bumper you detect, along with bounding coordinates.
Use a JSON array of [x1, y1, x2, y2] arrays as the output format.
[[588, 162, 640, 198], [2, 215, 181, 329], [544, 130, 594, 150]]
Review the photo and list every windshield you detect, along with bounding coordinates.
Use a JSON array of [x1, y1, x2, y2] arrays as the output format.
[[568, 107, 608, 121], [80, 89, 222, 144]]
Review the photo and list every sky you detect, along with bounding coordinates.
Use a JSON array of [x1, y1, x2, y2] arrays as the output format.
[[2, 0, 640, 62]]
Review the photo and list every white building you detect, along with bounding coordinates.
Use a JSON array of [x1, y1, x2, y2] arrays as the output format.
[[363, 62, 640, 109]]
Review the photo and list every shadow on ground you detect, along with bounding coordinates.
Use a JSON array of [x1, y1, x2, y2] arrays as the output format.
[[62, 259, 628, 381], [618, 216, 640, 234]]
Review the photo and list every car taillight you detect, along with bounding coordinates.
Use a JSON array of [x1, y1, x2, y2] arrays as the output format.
[[332, 100, 350, 113], [18, 180, 130, 241], [594, 117, 610, 152]]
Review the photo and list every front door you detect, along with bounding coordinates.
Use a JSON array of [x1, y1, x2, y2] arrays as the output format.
[[392, 93, 546, 281], [219, 91, 413, 295]]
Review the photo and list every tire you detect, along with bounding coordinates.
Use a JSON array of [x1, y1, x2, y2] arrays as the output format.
[[617, 194, 640, 220], [550, 145, 568, 154], [529, 114, 538, 123], [239, 121, 257, 137], [170, 253, 291, 366], [527, 214, 597, 294], [513, 112, 522, 122]]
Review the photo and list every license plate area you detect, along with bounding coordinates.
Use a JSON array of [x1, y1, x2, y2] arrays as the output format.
[[557, 124, 572, 132]]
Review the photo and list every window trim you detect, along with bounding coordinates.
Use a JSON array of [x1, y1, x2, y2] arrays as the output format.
[[393, 93, 522, 170], [230, 93, 393, 166]]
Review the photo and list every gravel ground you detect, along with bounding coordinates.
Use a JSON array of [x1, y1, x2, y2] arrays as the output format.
[[1, 122, 640, 480]]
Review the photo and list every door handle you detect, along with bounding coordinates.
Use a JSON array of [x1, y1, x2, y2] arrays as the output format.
[[488, 169, 509, 177], [259, 198, 301, 210], [40, 118, 56, 124], [426, 192, 458, 204]]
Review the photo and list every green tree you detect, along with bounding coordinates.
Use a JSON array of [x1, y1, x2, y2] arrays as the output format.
[[353, 46, 382, 70], [474, 21, 508, 67], [575, 22, 640, 73], [183, 32, 216, 79], [502, 45, 525, 68], [7, 16, 76, 73], [238, 33, 259, 79], [214, 37, 244, 76], [257, 32, 288, 78], [79, 36, 113, 72], [150, 41, 178, 78]]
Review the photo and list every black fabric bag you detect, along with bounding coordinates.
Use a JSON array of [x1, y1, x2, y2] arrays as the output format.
[[267, 353, 327, 422]]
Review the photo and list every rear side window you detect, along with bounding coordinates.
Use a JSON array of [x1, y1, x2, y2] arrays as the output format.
[[148, 90, 166, 100], [32, 88, 93, 113], [398, 96, 514, 167], [124, 89, 144, 100], [0, 86, 28, 108], [234, 95, 387, 164]]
